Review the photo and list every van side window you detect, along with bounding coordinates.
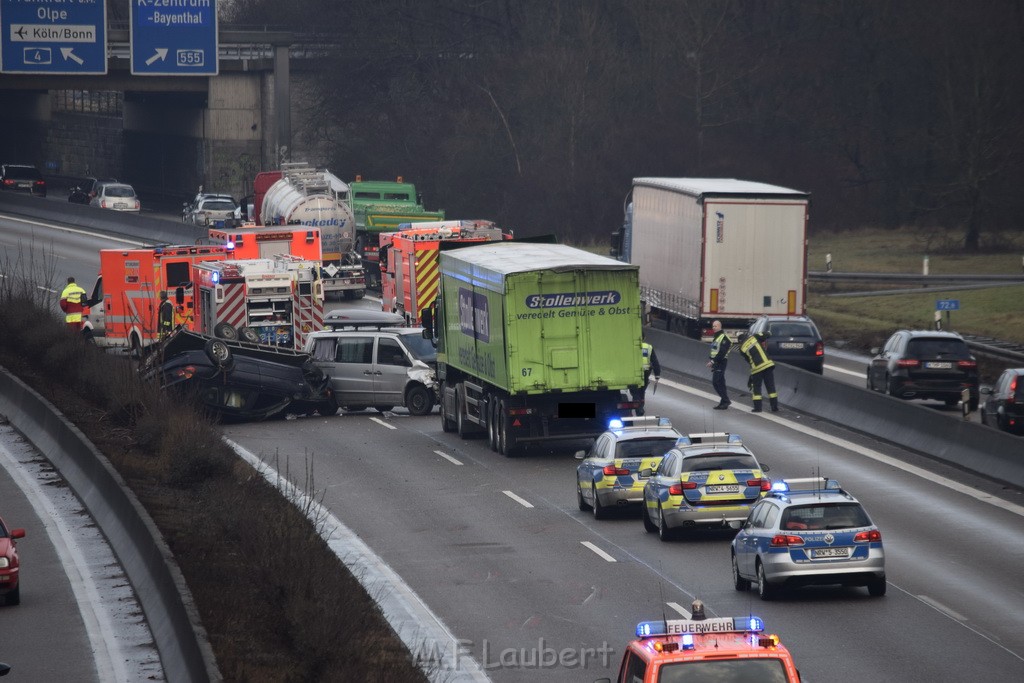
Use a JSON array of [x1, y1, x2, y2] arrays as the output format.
[[311, 338, 336, 362], [377, 338, 409, 366], [335, 337, 373, 363]]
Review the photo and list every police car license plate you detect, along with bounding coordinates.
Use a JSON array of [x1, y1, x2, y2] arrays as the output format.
[[705, 485, 740, 494], [780, 342, 803, 349], [926, 362, 952, 369], [813, 547, 850, 558]]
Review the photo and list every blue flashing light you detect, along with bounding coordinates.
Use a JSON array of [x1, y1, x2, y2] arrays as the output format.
[[728, 434, 743, 443], [746, 616, 765, 632], [680, 634, 695, 650], [608, 418, 625, 430], [771, 481, 789, 492], [676, 436, 692, 446], [636, 621, 664, 638], [226, 241, 236, 250], [211, 272, 220, 284]]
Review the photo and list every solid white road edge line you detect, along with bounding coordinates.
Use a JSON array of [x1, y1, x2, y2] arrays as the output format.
[[0, 437, 126, 683], [227, 439, 491, 683], [503, 490, 535, 508], [580, 541, 617, 562], [0, 212, 148, 246], [435, 450, 464, 466], [824, 362, 865, 378], [659, 377, 1024, 518]]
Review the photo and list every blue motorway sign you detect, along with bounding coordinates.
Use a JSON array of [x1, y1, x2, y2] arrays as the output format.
[[131, 0, 218, 76], [0, 0, 107, 74], [936, 299, 960, 311]]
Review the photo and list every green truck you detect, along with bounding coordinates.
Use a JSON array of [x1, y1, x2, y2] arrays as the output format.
[[421, 242, 645, 456], [350, 177, 445, 289]]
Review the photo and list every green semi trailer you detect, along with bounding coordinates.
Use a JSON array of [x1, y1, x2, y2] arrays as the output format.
[[421, 242, 645, 456], [350, 177, 445, 289]]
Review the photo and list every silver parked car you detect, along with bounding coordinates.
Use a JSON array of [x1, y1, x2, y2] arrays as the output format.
[[575, 416, 683, 519], [183, 193, 238, 226], [731, 477, 886, 600], [305, 327, 437, 415], [90, 183, 140, 212]]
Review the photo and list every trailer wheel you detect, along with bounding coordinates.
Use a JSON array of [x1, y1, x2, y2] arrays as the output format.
[[204, 339, 233, 368], [213, 322, 238, 340], [238, 326, 261, 344], [498, 399, 520, 457], [487, 399, 499, 451]]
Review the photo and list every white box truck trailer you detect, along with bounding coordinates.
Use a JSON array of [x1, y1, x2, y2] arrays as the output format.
[[624, 178, 810, 339]]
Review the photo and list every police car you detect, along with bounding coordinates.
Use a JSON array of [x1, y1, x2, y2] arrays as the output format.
[[597, 599, 801, 683], [641, 433, 771, 541], [576, 417, 683, 519], [730, 477, 886, 600]]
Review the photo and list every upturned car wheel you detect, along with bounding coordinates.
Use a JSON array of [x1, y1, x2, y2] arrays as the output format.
[[405, 384, 433, 416], [213, 322, 238, 340], [239, 326, 261, 344], [732, 553, 751, 591], [204, 339, 232, 368], [756, 561, 776, 601]]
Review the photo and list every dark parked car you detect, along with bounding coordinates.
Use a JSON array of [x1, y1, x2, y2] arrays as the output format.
[[747, 315, 824, 374], [980, 368, 1024, 435], [141, 328, 333, 422], [68, 177, 117, 204], [0, 164, 46, 197], [867, 330, 979, 410]]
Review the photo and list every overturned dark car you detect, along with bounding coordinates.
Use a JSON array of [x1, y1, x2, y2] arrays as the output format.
[[140, 328, 334, 422]]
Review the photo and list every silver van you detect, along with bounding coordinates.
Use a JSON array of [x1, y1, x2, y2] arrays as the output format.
[[305, 327, 437, 415]]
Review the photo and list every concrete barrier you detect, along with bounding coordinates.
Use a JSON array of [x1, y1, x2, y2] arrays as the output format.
[[0, 367, 220, 683], [0, 192, 204, 246], [647, 327, 1024, 490]]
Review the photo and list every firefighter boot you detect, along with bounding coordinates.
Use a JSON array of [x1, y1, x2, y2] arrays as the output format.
[[770, 397, 779, 412], [751, 399, 763, 413]]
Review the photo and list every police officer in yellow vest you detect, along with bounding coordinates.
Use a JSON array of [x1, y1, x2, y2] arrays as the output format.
[[632, 337, 661, 414], [737, 332, 778, 413]]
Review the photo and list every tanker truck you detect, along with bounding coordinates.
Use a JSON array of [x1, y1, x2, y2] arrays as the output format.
[[256, 163, 365, 299]]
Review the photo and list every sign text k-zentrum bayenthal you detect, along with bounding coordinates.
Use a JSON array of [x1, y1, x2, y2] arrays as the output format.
[[131, 0, 218, 76]]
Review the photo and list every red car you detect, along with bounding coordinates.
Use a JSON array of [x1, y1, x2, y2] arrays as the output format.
[[0, 515, 25, 606]]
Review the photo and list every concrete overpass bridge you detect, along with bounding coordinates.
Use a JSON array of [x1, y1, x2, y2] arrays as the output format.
[[0, 28, 316, 202]]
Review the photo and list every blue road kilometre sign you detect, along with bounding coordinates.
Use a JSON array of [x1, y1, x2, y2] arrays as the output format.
[[936, 299, 960, 311], [131, 0, 218, 76], [0, 0, 107, 74]]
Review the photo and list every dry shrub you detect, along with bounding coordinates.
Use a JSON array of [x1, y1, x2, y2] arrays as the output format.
[[0, 285, 427, 683]]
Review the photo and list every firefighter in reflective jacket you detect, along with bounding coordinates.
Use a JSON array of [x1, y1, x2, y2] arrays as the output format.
[[737, 332, 779, 413], [158, 291, 175, 340], [59, 276, 87, 331]]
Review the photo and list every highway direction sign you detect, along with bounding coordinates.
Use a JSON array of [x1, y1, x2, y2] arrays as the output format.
[[0, 0, 107, 74], [131, 0, 218, 76]]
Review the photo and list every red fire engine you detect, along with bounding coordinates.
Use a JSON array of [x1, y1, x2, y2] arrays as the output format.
[[379, 220, 510, 325], [85, 245, 231, 353], [191, 255, 324, 349], [208, 223, 324, 261]]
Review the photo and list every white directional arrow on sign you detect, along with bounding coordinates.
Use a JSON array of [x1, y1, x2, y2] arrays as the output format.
[[60, 47, 84, 65], [145, 48, 168, 66]]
